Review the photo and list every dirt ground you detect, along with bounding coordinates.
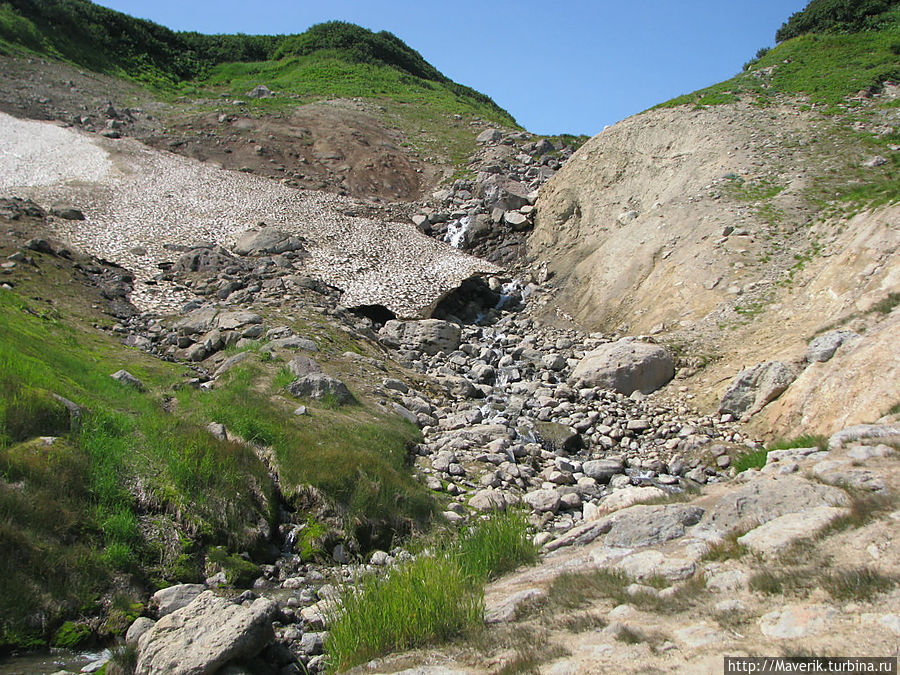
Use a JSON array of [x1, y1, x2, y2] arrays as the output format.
[[0, 56, 443, 204]]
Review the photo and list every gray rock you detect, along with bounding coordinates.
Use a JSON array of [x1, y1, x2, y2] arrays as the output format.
[[379, 319, 462, 356], [570, 338, 674, 395], [136, 592, 276, 675], [50, 204, 85, 220], [150, 584, 205, 618], [523, 488, 561, 513], [216, 311, 263, 331], [603, 504, 704, 548], [233, 229, 306, 256], [828, 424, 900, 451], [758, 604, 837, 639], [111, 369, 145, 391], [806, 330, 858, 363], [582, 458, 625, 483], [286, 355, 323, 378], [287, 374, 353, 404], [737, 506, 848, 557], [214, 351, 252, 377], [469, 488, 509, 512], [719, 360, 798, 416], [700, 476, 847, 535], [126, 617, 156, 647], [246, 84, 273, 99], [299, 631, 325, 655], [476, 128, 502, 143], [484, 588, 546, 623]]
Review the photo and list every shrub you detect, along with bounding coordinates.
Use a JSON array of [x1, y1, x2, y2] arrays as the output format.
[[776, 0, 900, 42], [325, 511, 535, 671]]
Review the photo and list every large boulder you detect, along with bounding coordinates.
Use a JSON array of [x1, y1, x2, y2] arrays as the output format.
[[719, 360, 799, 417], [136, 591, 276, 675], [379, 319, 462, 356], [805, 329, 858, 363], [569, 338, 674, 395], [232, 229, 306, 256], [287, 373, 353, 405], [476, 175, 533, 212], [149, 584, 205, 618]]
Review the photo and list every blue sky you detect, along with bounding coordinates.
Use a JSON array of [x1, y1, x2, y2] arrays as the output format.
[[93, 0, 809, 136]]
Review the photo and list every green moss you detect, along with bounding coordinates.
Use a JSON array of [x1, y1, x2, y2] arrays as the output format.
[[52, 621, 92, 648], [206, 546, 261, 588]]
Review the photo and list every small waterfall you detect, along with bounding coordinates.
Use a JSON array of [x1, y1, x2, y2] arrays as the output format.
[[443, 216, 471, 249]]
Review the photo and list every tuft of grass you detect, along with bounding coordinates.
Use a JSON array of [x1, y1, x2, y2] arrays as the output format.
[[541, 568, 703, 616], [822, 490, 895, 535], [750, 563, 897, 601], [735, 434, 829, 471], [701, 530, 751, 562], [871, 291, 900, 315], [820, 566, 898, 601], [325, 511, 535, 672], [455, 510, 538, 582], [732, 448, 770, 473]]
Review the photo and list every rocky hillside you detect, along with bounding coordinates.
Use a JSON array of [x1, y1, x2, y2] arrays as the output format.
[[529, 12, 900, 439], [0, 1, 899, 674]]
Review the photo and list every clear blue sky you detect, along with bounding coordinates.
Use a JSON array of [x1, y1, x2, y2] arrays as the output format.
[[93, 0, 809, 136]]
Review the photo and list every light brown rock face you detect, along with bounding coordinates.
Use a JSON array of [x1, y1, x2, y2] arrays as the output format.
[[529, 101, 900, 438]]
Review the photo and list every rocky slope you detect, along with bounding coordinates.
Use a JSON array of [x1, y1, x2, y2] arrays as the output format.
[[530, 95, 900, 439]]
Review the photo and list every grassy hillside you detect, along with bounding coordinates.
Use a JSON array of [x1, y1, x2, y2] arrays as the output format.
[[0, 0, 516, 127], [0, 240, 435, 651], [660, 4, 900, 110]]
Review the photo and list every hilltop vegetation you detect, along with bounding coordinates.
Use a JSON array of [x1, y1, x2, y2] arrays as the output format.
[[776, 0, 900, 41], [659, 2, 900, 109], [0, 0, 514, 126]]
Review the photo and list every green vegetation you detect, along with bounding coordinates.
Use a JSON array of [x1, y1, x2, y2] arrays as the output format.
[[733, 435, 828, 473], [776, 0, 900, 42], [658, 4, 900, 110], [0, 249, 436, 649], [325, 510, 536, 672], [177, 362, 435, 537], [750, 565, 897, 600], [537, 568, 704, 616], [0, 0, 515, 124]]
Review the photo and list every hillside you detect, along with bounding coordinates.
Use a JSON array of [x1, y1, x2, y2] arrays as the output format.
[[0, 0, 518, 201], [529, 4, 900, 440], [0, 1, 899, 673]]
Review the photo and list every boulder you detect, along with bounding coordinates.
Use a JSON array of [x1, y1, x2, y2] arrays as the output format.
[[246, 85, 273, 99], [737, 506, 849, 557], [232, 229, 306, 256], [111, 369, 145, 391], [379, 319, 462, 356], [581, 458, 625, 483], [150, 584, 205, 618], [476, 128, 502, 143], [286, 355, 323, 378], [216, 311, 263, 332], [602, 504, 704, 548], [699, 476, 847, 536], [523, 488, 561, 513], [570, 338, 674, 395], [136, 591, 276, 675], [287, 373, 353, 404], [476, 175, 532, 212], [719, 360, 799, 417], [806, 329, 858, 363]]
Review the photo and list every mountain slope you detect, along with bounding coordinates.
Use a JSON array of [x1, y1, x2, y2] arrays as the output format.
[[529, 6, 900, 437], [0, 1, 519, 202]]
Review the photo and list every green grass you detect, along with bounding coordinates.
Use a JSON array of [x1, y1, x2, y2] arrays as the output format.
[[177, 362, 436, 537], [0, 287, 278, 648], [325, 510, 536, 673], [750, 565, 897, 601], [658, 14, 900, 110]]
